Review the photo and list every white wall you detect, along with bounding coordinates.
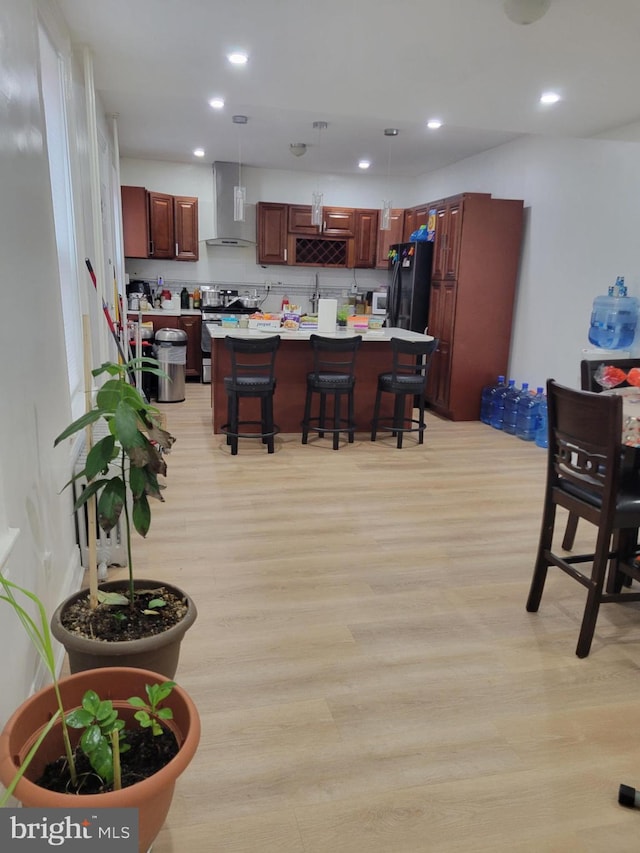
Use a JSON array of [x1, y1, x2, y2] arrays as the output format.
[[410, 134, 640, 390], [0, 0, 115, 727]]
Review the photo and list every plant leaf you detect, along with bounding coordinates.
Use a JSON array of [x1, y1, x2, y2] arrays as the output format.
[[81, 724, 102, 752], [54, 409, 103, 446], [72, 478, 111, 511], [88, 738, 114, 783], [129, 465, 146, 499], [132, 492, 151, 537], [127, 696, 147, 709], [84, 435, 117, 481], [96, 590, 129, 605], [65, 708, 95, 728], [97, 478, 126, 532], [147, 598, 166, 608], [82, 690, 101, 715]]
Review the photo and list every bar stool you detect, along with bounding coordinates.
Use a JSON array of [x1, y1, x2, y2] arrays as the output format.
[[221, 335, 281, 455], [370, 337, 438, 448], [301, 334, 362, 450]]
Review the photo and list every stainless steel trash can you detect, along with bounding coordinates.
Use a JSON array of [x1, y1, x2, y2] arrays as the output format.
[[154, 328, 187, 402]]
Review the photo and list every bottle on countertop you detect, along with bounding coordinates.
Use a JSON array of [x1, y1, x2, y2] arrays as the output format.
[[281, 295, 289, 312], [180, 287, 190, 309], [189, 293, 194, 309], [516, 386, 543, 442], [193, 287, 201, 309], [503, 382, 529, 435]]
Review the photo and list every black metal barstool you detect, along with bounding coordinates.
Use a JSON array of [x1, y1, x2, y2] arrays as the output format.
[[221, 335, 281, 455], [301, 334, 362, 450], [370, 337, 438, 448]]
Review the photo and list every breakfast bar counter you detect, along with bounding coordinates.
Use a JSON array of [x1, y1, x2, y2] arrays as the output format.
[[206, 325, 435, 435]]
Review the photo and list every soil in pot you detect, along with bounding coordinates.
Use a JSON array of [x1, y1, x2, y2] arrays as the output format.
[[36, 727, 179, 795], [60, 585, 189, 643]]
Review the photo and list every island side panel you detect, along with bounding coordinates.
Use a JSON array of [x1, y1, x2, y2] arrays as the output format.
[[210, 337, 403, 434]]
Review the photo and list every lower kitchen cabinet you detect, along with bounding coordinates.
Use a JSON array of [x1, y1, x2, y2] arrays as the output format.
[[425, 193, 525, 421], [178, 314, 202, 377]]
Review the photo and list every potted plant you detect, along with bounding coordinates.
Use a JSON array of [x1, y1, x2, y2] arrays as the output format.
[[51, 358, 197, 677], [0, 577, 200, 853]]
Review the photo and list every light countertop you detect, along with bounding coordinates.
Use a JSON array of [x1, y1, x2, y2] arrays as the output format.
[[205, 325, 434, 343], [127, 309, 202, 317]]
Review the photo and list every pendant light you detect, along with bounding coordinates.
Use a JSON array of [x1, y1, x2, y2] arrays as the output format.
[[380, 128, 398, 231], [232, 115, 248, 222], [311, 121, 328, 227]]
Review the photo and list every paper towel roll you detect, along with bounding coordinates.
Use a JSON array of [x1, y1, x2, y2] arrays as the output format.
[[318, 298, 337, 333]]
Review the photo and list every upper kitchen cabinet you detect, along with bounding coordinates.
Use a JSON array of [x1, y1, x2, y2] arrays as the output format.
[[353, 209, 379, 268], [402, 204, 430, 242], [375, 208, 404, 269], [121, 186, 199, 261], [425, 192, 524, 421], [257, 202, 376, 268], [257, 202, 288, 264]]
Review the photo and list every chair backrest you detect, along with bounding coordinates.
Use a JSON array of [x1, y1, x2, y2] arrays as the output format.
[[224, 334, 280, 384], [389, 337, 439, 384], [308, 334, 362, 378], [546, 378, 622, 512], [580, 357, 640, 392]]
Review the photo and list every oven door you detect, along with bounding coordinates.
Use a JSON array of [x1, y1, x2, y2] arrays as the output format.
[[201, 315, 219, 383]]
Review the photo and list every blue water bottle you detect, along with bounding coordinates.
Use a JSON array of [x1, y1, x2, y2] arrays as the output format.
[[588, 277, 639, 349], [503, 382, 528, 435], [535, 395, 548, 448], [516, 386, 543, 441], [480, 375, 505, 425], [491, 379, 515, 430]]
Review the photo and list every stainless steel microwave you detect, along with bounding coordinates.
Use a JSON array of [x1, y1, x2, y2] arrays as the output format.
[[371, 291, 387, 315]]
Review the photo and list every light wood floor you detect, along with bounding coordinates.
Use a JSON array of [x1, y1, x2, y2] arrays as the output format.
[[117, 383, 640, 852]]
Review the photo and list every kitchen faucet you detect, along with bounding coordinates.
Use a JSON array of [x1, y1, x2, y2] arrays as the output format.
[[310, 273, 320, 314]]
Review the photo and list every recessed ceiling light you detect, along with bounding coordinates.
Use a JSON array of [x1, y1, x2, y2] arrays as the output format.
[[193, 148, 205, 158], [540, 91, 561, 105], [209, 97, 224, 109], [358, 160, 371, 170], [227, 51, 248, 66], [427, 119, 443, 129]]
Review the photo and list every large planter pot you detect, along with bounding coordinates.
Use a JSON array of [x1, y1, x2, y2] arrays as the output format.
[[0, 667, 200, 853], [51, 579, 197, 678]]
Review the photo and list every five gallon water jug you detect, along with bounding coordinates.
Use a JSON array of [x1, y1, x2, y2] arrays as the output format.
[[480, 375, 505, 425], [503, 382, 529, 435], [516, 386, 544, 441], [535, 396, 548, 448], [588, 277, 639, 349], [491, 379, 515, 430]]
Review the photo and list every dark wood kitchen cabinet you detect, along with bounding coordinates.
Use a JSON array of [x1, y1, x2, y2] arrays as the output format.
[[287, 205, 354, 237], [375, 208, 405, 268], [353, 208, 379, 268], [403, 204, 431, 242], [287, 204, 318, 236], [178, 314, 202, 377], [257, 202, 288, 264], [425, 192, 524, 421], [121, 187, 198, 261]]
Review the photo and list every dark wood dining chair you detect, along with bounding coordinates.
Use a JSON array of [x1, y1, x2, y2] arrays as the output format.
[[526, 379, 640, 657], [561, 357, 640, 550]]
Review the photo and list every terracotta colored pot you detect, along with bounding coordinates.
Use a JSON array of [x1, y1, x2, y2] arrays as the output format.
[[50, 579, 197, 677], [0, 667, 200, 853]]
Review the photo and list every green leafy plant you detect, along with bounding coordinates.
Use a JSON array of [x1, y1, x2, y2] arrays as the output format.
[[65, 682, 175, 789], [0, 576, 77, 805], [128, 681, 176, 736], [54, 357, 175, 610]]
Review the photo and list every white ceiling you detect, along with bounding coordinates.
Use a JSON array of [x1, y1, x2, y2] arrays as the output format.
[[56, 0, 640, 179]]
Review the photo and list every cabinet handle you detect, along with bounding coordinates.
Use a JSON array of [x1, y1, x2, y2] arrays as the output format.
[[175, 242, 179, 256], [284, 248, 287, 262], [149, 240, 154, 255]]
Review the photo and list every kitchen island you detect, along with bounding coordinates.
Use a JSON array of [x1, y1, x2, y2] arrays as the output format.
[[206, 325, 435, 435]]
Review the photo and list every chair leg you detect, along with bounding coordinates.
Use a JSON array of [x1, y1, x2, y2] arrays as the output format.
[[318, 393, 326, 438], [561, 512, 579, 551], [526, 500, 557, 612], [417, 393, 426, 445], [575, 528, 612, 658], [347, 390, 355, 443], [302, 387, 312, 444], [394, 395, 404, 449], [229, 393, 238, 455], [265, 394, 275, 453], [606, 527, 638, 593], [371, 387, 382, 441], [333, 393, 341, 450]]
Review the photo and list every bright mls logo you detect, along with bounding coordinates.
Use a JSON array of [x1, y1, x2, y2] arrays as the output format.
[[0, 809, 138, 850]]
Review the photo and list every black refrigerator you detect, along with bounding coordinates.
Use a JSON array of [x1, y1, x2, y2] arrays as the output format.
[[387, 241, 433, 331]]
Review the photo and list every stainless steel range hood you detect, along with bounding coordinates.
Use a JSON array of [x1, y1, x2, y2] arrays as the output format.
[[205, 162, 255, 247]]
